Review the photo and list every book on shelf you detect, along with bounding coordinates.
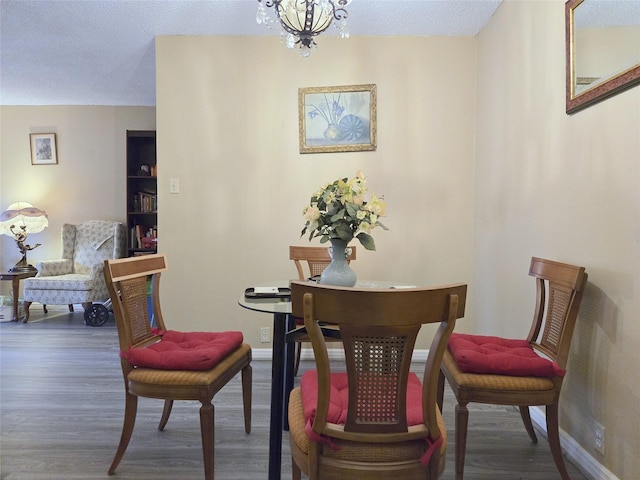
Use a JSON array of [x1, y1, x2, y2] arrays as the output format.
[[132, 190, 157, 213], [130, 225, 158, 250]]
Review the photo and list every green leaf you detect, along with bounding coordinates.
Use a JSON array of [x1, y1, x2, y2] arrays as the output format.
[[376, 221, 390, 231], [356, 232, 376, 251], [345, 202, 359, 217]]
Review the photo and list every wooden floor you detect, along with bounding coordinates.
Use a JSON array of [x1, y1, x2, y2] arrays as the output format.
[[0, 309, 589, 480]]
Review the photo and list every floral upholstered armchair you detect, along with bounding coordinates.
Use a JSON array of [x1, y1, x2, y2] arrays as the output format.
[[23, 220, 126, 323]]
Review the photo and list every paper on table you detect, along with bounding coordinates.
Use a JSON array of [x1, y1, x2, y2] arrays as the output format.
[[253, 286, 280, 294]]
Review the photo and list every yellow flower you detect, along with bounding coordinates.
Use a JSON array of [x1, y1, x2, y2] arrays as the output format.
[[367, 195, 387, 216]]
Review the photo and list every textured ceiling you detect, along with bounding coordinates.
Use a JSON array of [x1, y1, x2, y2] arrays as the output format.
[[0, 0, 503, 106]]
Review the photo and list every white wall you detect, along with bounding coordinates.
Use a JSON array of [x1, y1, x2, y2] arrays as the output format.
[[475, 1, 639, 477]]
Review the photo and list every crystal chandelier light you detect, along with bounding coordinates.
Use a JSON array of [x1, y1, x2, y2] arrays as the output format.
[[256, 0, 350, 57]]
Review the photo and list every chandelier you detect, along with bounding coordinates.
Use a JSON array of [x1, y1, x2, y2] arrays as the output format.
[[256, 0, 350, 57]]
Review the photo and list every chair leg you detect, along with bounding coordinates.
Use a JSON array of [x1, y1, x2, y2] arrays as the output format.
[[308, 441, 321, 480], [292, 457, 302, 480], [427, 450, 441, 479], [242, 363, 252, 434], [199, 400, 215, 480], [454, 402, 469, 480], [158, 399, 173, 431], [546, 403, 571, 480], [23, 301, 32, 322], [109, 392, 138, 475], [519, 405, 538, 443], [294, 342, 302, 376]]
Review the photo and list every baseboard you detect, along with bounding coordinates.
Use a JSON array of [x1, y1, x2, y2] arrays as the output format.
[[252, 348, 275, 360], [529, 407, 619, 480], [251, 348, 349, 362]]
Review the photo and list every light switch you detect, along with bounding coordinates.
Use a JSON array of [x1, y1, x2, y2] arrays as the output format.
[[169, 178, 180, 194]]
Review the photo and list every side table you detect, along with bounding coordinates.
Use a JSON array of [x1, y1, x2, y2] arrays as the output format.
[[0, 271, 37, 322]]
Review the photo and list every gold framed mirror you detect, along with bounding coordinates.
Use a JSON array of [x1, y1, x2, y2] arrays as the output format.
[[566, 0, 640, 114]]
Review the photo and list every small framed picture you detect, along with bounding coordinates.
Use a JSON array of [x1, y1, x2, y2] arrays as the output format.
[[30, 133, 58, 165], [299, 84, 377, 154]]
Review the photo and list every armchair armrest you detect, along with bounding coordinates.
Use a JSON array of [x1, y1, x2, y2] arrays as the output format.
[[36, 259, 73, 277]]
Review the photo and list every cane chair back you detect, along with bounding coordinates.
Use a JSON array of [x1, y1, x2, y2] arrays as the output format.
[[438, 257, 587, 480], [103, 253, 252, 480], [289, 281, 467, 480]]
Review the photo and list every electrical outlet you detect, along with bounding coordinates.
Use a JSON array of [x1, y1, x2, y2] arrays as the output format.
[[260, 327, 271, 343], [594, 422, 605, 455], [169, 177, 180, 194]]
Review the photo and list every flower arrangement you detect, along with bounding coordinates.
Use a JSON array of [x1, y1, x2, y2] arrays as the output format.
[[301, 171, 388, 251]]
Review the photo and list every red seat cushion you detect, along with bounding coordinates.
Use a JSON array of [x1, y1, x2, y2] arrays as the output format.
[[448, 333, 564, 377], [300, 370, 425, 427], [121, 330, 243, 370], [300, 370, 442, 465]]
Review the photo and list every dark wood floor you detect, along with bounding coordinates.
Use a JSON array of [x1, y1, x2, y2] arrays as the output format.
[[0, 309, 589, 480]]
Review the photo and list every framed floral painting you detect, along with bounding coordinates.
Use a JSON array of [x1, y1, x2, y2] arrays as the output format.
[[30, 133, 58, 165], [298, 84, 377, 154]]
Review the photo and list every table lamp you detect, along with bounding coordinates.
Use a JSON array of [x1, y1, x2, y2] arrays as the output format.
[[0, 202, 49, 273]]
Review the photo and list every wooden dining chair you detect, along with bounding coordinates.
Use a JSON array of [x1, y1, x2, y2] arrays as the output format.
[[289, 245, 356, 376], [103, 253, 252, 480], [437, 257, 587, 480], [288, 280, 467, 480]]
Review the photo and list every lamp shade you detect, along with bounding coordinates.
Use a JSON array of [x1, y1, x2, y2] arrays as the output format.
[[0, 202, 49, 235]]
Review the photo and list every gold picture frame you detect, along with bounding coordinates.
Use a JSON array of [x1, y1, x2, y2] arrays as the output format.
[[298, 84, 377, 154], [30, 133, 58, 165]]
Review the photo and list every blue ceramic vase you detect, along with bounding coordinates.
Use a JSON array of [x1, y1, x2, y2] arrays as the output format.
[[320, 238, 357, 287]]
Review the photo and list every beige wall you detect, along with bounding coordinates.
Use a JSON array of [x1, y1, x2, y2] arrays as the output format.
[[475, 1, 639, 478], [0, 106, 155, 280], [155, 35, 477, 350]]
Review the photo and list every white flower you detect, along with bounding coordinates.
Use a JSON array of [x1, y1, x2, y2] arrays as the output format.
[[301, 172, 388, 251]]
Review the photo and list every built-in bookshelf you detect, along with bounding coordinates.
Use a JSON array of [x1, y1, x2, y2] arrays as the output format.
[[126, 130, 157, 256]]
